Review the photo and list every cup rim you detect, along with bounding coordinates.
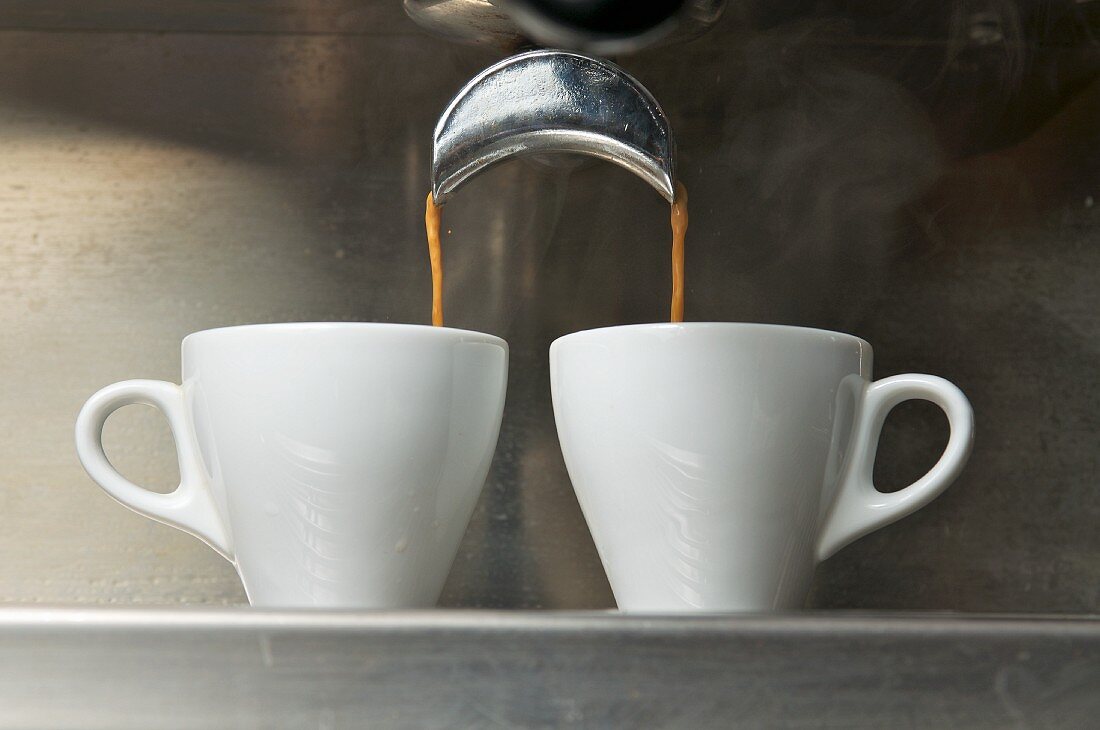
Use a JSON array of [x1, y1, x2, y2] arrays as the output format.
[[182, 322, 507, 348], [550, 321, 871, 352]]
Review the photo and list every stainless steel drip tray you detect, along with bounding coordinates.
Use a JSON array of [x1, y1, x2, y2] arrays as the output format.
[[0, 609, 1096, 728]]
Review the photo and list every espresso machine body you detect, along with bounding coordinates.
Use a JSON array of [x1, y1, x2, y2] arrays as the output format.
[[0, 0, 1097, 615]]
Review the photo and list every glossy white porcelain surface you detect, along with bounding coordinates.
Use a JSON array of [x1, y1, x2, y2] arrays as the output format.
[[550, 323, 973, 612], [76, 323, 508, 608]]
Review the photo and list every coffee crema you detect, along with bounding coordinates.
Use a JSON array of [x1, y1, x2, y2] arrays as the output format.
[[426, 182, 688, 327]]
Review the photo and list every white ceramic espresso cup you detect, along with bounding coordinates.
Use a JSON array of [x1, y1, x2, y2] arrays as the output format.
[[76, 323, 508, 608], [550, 322, 973, 612]]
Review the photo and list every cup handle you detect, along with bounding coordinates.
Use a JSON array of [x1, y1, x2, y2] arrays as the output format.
[[75, 380, 233, 560], [816, 374, 974, 561]]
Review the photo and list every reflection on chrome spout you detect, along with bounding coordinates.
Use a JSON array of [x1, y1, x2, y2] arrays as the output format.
[[431, 50, 675, 205]]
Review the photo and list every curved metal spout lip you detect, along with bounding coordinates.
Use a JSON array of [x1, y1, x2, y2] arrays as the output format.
[[431, 49, 675, 205]]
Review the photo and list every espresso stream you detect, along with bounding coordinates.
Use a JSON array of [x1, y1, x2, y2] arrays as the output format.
[[670, 181, 688, 323], [425, 191, 445, 327], [426, 182, 688, 327]]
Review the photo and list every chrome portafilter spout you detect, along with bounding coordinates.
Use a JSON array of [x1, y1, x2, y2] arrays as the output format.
[[430, 49, 675, 205]]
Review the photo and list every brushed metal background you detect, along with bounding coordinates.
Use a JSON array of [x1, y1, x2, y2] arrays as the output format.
[[0, 1, 1096, 610]]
